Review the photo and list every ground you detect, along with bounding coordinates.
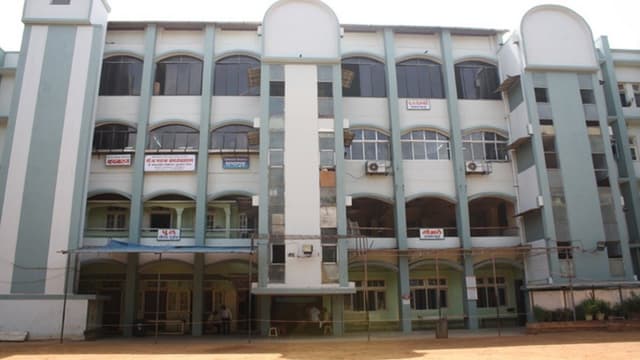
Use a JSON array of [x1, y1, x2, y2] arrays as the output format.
[[1, 330, 639, 359]]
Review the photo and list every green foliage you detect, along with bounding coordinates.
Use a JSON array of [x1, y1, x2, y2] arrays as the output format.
[[619, 292, 640, 317], [580, 294, 610, 316], [533, 306, 552, 322]]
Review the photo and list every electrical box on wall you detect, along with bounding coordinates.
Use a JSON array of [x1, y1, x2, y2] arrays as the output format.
[[301, 244, 313, 257]]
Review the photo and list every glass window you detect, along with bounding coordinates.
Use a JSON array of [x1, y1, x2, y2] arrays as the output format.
[[213, 55, 260, 96], [455, 61, 500, 100], [410, 278, 447, 310], [634, 84, 640, 107], [345, 280, 386, 311], [210, 125, 258, 152], [155, 56, 202, 95], [462, 131, 508, 161], [534, 88, 548, 103], [401, 130, 450, 160], [271, 244, 285, 264], [106, 207, 127, 230], [51, 0, 71, 5], [93, 124, 137, 151], [322, 245, 337, 263], [629, 137, 638, 161], [618, 83, 629, 107], [345, 129, 390, 160], [150, 209, 172, 229], [476, 277, 506, 308], [99, 56, 143, 96], [342, 57, 386, 97], [396, 59, 444, 99], [580, 89, 595, 104], [147, 125, 199, 150]]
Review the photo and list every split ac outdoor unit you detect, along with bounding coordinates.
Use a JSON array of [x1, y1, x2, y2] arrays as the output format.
[[365, 160, 388, 175], [465, 160, 492, 174]]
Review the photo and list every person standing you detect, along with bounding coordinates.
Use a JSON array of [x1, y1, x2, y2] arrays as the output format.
[[309, 305, 321, 333], [220, 305, 232, 335]]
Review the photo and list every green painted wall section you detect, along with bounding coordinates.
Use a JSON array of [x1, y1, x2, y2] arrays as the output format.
[[546, 72, 610, 280], [123, 25, 156, 337], [0, 26, 31, 218], [257, 63, 271, 288], [439, 30, 477, 329], [523, 210, 545, 243], [383, 29, 411, 333], [65, 25, 107, 292], [516, 141, 535, 173], [12, 26, 77, 294], [519, 71, 560, 282], [192, 26, 215, 335], [333, 63, 349, 289]]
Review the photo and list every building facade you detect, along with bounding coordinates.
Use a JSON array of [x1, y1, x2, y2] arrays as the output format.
[[0, 0, 639, 339]]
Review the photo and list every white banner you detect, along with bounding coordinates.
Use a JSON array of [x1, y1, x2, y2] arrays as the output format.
[[144, 154, 196, 172], [419, 228, 445, 240], [157, 228, 181, 241], [105, 154, 131, 167], [406, 99, 431, 110]]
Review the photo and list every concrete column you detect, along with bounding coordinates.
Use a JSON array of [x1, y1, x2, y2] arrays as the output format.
[[191, 253, 204, 336]]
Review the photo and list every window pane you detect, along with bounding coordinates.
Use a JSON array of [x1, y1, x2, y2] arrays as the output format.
[[351, 143, 363, 160], [364, 143, 376, 160], [402, 142, 412, 160], [472, 143, 484, 160], [413, 142, 426, 159], [426, 142, 438, 160], [214, 56, 260, 96], [438, 142, 450, 160], [485, 143, 498, 160], [378, 142, 390, 160], [414, 289, 426, 310]]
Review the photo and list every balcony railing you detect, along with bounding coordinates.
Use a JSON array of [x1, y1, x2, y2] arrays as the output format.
[[85, 227, 255, 239], [470, 226, 519, 237]]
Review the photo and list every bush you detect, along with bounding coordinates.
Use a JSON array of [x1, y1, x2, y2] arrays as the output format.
[[533, 306, 552, 322], [619, 292, 640, 319]]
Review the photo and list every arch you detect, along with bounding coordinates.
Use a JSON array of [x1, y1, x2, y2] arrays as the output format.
[[342, 56, 387, 98], [94, 119, 138, 128], [143, 190, 196, 202], [406, 196, 458, 237], [349, 193, 394, 205], [453, 56, 499, 66], [264, 0, 340, 59], [396, 54, 443, 65], [147, 123, 199, 150], [148, 120, 199, 132], [138, 258, 194, 273], [213, 51, 261, 63], [454, 60, 500, 100], [401, 125, 450, 137], [468, 192, 516, 203], [341, 52, 386, 64], [396, 57, 445, 99], [406, 192, 457, 204], [205, 258, 257, 271], [87, 190, 132, 200], [79, 258, 127, 270], [210, 119, 254, 130], [214, 55, 261, 96], [154, 54, 203, 96], [207, 190, 256, 202], [474, 258, 524, 271], [99, 55, 144, 96], [461, 126, 508, 138], [93, 123, 137, 151], [102, 51, 144, 61], [210, 124, 258, 152], [400, 128, 451, 160], [409, 259, 464, 272], [155, 50, 204, 62], [349, 260, 398, 273], [468, 196, 518, 237]]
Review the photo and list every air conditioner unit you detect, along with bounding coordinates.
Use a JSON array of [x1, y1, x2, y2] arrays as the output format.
[[465, 160, 491, 174], [301, 244, 313, 257], [365, 160, 388, 175]]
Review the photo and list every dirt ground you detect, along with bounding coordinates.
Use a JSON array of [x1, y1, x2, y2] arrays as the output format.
[[1, 330, 639, 359]]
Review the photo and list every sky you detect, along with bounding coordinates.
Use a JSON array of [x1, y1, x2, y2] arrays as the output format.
[[0, 0, 638, 52]]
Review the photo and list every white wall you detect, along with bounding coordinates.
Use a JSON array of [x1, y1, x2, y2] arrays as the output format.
[[96, 97, 140, 123], [341, 32, 384, 58], [0, 74, 15, 115], [403, 161, 455, 199], [88, 156, 134, 195], [215, 30, 260, 56], [207, 155, 260, 196], [459, 100, 507, 132], [466, 163, 516, 198], [344, 161, 394, 199], [517, 165, 539, 213], [149, 97, 201, 127], [398, 99, 449, 132], [406, 237, 461, 249], [144, 173, 198, 197], [497, 35, 523, 80], [156, 29, 204, 57], [508, 102, 529, 146], [521, 6, 597, 69], [264, 1, 339, 59], [104, 31, 145, 58], [211, 97, 260, 124], [452, 35, 498, 61], [343, 98, 389, 130], [614, 66, 640, 82], [395, 34, 441, 60], [3, 53, 20, 68], [0, 299, 92, 340]]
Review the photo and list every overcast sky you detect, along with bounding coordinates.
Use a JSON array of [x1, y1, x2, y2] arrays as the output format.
[[0, 0, 638, 52]]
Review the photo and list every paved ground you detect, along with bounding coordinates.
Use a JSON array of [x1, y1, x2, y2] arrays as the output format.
[[1, 329, 639, 359]]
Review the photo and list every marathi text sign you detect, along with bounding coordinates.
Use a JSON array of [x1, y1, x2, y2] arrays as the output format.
[[157, 228, 181, 241], [419, 228, 445, 240], [223, 156, 250, 169], [406, 99, 431, 110], [144, 154, 196, 172], [105, 154, 131, 167]]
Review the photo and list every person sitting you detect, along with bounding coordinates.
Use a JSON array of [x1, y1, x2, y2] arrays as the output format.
[[207, 311, 221, 334]]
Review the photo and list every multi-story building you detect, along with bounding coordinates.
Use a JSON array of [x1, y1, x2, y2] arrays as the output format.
[[0, 0, 639, 339]]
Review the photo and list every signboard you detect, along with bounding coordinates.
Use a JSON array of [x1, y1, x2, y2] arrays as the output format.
[[157, 228, 181, 241], [406, 99, 431, 110], [222, 156, 250, 170], [419, 228, 445, 240], [144, 154, 196, 172], [105, 154, 131, 167]]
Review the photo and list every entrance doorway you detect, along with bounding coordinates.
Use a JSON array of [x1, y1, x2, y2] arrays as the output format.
[[271, 296, 323, 336]]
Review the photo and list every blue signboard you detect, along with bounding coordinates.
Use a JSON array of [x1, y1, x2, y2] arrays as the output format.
[[223, 156, 250, 169]]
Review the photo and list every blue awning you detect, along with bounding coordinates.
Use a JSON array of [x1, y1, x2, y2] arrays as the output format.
[[67, 239, 252, 254]]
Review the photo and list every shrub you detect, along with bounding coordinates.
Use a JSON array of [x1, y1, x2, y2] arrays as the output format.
[[533, 306, 552, 322]]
